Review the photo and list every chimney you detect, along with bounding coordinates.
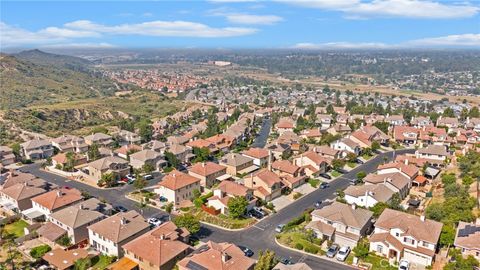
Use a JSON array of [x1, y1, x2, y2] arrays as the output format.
[[160, 234, 165, 240], [57, 190, 62, 197], [351, 204, 356, 210], [202, 162, 205, 168], [120, 217, 127, 225], [420, 215, 425, 222], [404, 158, 408, 165]]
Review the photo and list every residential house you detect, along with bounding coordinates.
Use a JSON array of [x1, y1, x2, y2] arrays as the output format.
[[316, 114, 333, 129], [0, 178, 49, 211], [415, 145, 450, 166], [42, 248, 89, 270], [393, 126, 418, 145], [436, 116, 459, 131], [51, 135, 88, 153], [306, 202, 373, 248], [207, 181, 256, 215], [411, 116, 432, 128], [312, 145, 340, 160], [88, 210, 150, 257], [377, 162, 419, 180], [276, 118, 295, 135], [364, 172, 411, 199], [129, 149, 165, 171], [220, 153, 257, 176], [143, 140, 167, 153], [369, 209, 442, 266], [114, 144, 142, 160], [84, 133, 113, 147], [167, 144, 192, 164], [51, 152, 87, 169], [242, 148, 270, 167], [21, 139, 54, 160], [114, 130, 141, 145], [86, 156, 130, 183], [454, 221, 480, 261], [344, 184, 395, 208], [154, 170, 201, 205], [123, 221, 192, 270], [266, 143, 291, 160], [188, 162, 227, 189], [244, 169, 283, 202], [27, 187, 83, 219], [294, 151, 329, 177], [0, 146, 15, 167], [271, 160, 303, 178], [331, 138, 361, 157], [385, 115, 406, 126], [273, 262, 312, 270], [177, 241, 255, 270]]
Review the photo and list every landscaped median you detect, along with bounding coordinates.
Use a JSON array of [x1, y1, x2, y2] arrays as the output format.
[[190, 208, 257, 230]]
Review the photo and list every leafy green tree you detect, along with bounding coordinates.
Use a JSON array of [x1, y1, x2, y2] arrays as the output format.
[[444, 250, 479, 270], [74, 258, 92, 270], [99, 173, 116, 187], [142, 163, 155, 174], [133, 174, 147, 190], [137, 119, 153, 142], [87, 143, 101, 161], [11, 143, 21, 159], [173, 213, 200, 234], [254, 250, 278, 270], [164, 151, 180, 169], [439, 224, 456, 247], [369, 202, 389, 218], [165, 203, 173, 214], [192, 189, 201, 200], [227, 196, 249, 219], [64, 152, 75, 172], [56, 235, 72, 246], [117, 119, 135, 132], [356, 171, 367, 182], [371, 141, 381, 151], [332, 159, 346, 171], [193, 147, 211, 162], [353, 239, 370, 259], [373, 122, 389, 134], [441, 173, 457, 186]]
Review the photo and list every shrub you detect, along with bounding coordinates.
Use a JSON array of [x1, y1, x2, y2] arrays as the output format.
[[295, 243, 303, 250], [30, 244, 51, 259], [293, 192, 303, 200], [304, 245, 319, 254]]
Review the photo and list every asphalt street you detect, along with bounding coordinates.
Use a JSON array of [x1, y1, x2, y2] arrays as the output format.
[[23, 148, 414, 269]]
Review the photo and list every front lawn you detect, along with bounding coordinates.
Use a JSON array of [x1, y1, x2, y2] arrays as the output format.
[[331, 170, 342, 177], [276, 230, 325, 256], [348, 254, 397, 270], [347, 162, 357, 168], [3, 219, 29, 238], [362, 154, 373, 160], [91, 254, 117, 270], [193, 209, 256, 229], [307, 178, 320, 188]]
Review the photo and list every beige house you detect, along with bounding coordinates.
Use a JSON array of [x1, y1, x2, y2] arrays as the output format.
[[27, 188, 84, 219], [242, 147, 270, 167], [84, 133, 113, 147], [114, 130, 141, 146], [454, 221, 480, 260], [220, 153, 257, 176], [0, 178, 48, 211], [293, 151, 329, 177], [21, 139, 54, 160], [123, 221, 192, 270], [306, 202, 373, 248], [0, 146, 16, 166], [207, 181, 256, 215], [369, 209, 442, 267], [244, 169, 283, 202], [129, 149, 165, 170], [86, 156, 129, 182], [51, 135, 89, 153], [88, 210, 150, 257], [154, 170, 201, 205], [188, 162, 227, 189]]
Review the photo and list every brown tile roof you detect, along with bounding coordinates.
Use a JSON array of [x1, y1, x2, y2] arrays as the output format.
[[417, 145, 449, 156], [302, 151, 329, 165], [37, 222, 67, 242], [216, 181, 250, 197], [311, 202, 373, 229], [42, 248, 89, 270], [3, 172, 38, 188], [377, 162, 419, 179], [253, 169, 282, 187], [272, 160, 301, 175], [123, 222, 191, 268], [242, 148, 269, 159], [49, 204, 105, 229], [87, 210, 149, 243], [178, 241, 255, 270], [1, 182, 46, 201], [31, 188, 83, 211], [221, 153, 253, 167], [312, 145, 339, 156], [375, 209, 442, 244], [455, 221, 480, 250], [158, 170, 200, 191], [364, 172, 410, 190], [189, 162, 226, 177], [88, 156, 128, 171], [344, 184, 394, 203]]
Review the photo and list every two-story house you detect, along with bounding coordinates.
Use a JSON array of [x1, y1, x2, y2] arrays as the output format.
[[26, 187, 83, 220], [454, 221, 480, 261], [242, 148, 270, 167], [207, 181, 256, 215], [306, 202, 373, 248], [294, 151, 329, 177], [86, 156, 130, 183], [84, 133, 113, 147], [220, 153, 257, 176], [188, 162, 227, 189], [128, 149, 165, 171], [244, 169, 283, 202], [415, 145, 450, 166], [51, 135, 88, 153], [21, 139, 54, 160], [369, 209, 442, 267], [114, 130, 141, 146], [154, 170, 201, 206]]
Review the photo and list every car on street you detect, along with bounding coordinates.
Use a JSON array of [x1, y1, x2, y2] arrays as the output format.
[[319, 182, 329, 189], [314, 201, 322, 208], [326, 244, 339, 258], [147, 217, 162, 227], [275, 224, 285, 233], [319, 173, 331, 180], [248, 209, 264, 219], [238, 246, 254, 257], [336, 168, 348, 174], [114, 205, 128, 213], [398, 259, 410, 270], [279, 257, 293, 265], [336, 246, 351, 261]]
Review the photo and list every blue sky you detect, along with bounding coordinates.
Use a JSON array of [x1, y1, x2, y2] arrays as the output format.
[[1, 0, 479, 49]]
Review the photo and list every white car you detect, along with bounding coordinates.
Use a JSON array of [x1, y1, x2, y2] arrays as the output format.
[[336, 246, 351, 261], [147, 217, 162, 227], [398, 259, 410, 270]]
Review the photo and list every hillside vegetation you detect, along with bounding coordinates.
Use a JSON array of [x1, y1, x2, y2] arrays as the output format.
[[0, 50, 117, 109]]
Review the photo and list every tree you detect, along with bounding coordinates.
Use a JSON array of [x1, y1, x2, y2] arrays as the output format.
[[164, 151, 180, 169], [64, 152, 75, 172], [371, 141, 381, 151], [227, 196, 248, 219], [193, 147, 210, 162], [373, 121, 389, 134], [87, 143, 101, 161], [173, 213, 200, 234], [117, 119, 135, 132], [254, 250, 277, 270], [30, 244, 52, 259], [56, 235, 72, 246], [346, 152, 357, 163], [165, 203, 173, 214], [99, 173, 116, 187], [133, 174, 147, 190], [11, 143, 21, 159], [444, 250, 479, 270], [439, 224, 456, 247], [74, 258, 92, 270], [137, 119, 153, 143], [370, 202, 389, 218], [332, 159, 345, 171], [356, 171, 367, 182], [142, 163, 155, 174], [353, 239, 370, 259], [192, 189, 201, 200]]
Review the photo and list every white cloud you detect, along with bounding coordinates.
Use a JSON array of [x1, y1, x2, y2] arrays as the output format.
[[40, 42, 117, 49], [0, 20, 257, 47], [293, 33, 480, 49], [407, 33, 480, 47], [225, 13, 283, 24], [279, 0, 479, 19]]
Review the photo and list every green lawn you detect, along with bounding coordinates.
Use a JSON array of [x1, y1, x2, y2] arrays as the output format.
[[3, 219, 29, 238], [347, 162, 357, 168], [346, 254, 397, 270], [91, 255, 116, 270], [307, 178, 320, 188], [331, 170, 342, 177], [276, 230, 325, 256], [362, 154, 373, 160]]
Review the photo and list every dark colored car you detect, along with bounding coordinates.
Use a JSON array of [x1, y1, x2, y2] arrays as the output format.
[[114, 205, 128, 212], [336, 168, 348, 174], [355, 159, 364, 164], [319, 173, 332, 180], [279, 258, 293, 265], [238, 246, 254, 257], [249, 210, 264, 219], [326, 244, 340, 258], [319, 182, 330, 189]]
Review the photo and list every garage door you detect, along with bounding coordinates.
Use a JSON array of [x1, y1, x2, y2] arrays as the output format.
[[334, 234, 358, 249], [403, 250, 432, 266]]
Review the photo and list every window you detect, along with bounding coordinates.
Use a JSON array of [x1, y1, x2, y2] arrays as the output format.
[[377, 245, 383, 253]]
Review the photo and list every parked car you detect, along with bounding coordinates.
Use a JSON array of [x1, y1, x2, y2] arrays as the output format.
[[355, 159, 364, 164], [314, 201, 322, 208], [159, 196, 168, 202], [279, 257, 293, 265], [319, 173, 332, 180], [147, 217, 162, 227], [248, 209, 264, 219], [114, 205, 128, 213], [349, 179, 360, 185], [126, 174, 135, 181], [336, 168, 347, 174], [275, 224, 285, 233], [326, 244, 339, 258], [336, 246, 350, 261], [238, 246, 254, 257], [143, 174, 153, 180], [398, 259, 410, 270], [253, 207, 267, 216], [319, 182, 329, 189]]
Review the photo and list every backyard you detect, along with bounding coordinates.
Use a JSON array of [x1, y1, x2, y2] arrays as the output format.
[[3, 219, 29, 238]]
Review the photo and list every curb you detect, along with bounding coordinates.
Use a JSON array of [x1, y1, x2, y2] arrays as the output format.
[[199, 220, 255, 232]]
